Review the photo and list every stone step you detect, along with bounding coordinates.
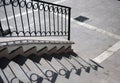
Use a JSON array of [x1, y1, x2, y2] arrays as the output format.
[[7, 46, 24, 59], [1, 65, 18, 82], [24, 55, 60, 83], [8, 61, 30, 82], [59, 56, 82, 75], [0, 76, 4, 83], [64, 57, 81, 69], [0, 53, 96, 82], [37, 46, 48, 56], [65, 46, 73, 53], [0, 57, 51, 82], [40, 58, 73, 83], [56, 46, 65, 54], [54, 57, 74, 71], [13, 56, 50, 83], [24, 60, 51, 83], [24, 46, 37, 57], [71, 55, 95, 72], [47, 46, 57, 55], [0, 57, 10, 69], [40, 58, 58, 73], [50, 57, 82, 83], [25, 59, 46, 78], [0, 47, 8, 58], [0, 42, 73, 59], [0, 69, 9, 83], [50, 58, 72, 79]]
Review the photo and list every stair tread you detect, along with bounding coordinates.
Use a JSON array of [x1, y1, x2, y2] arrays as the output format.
[[40, 58, 73, 83], [25, 59, 46, 78], [1, 65, 16, 82], [66, 57, 82, 69], [56, 57, 73, 70], [72, 56, 91, 67], [50, 58, 65, 70], [9, 61, 30, 82], [0, 69, 8, 83]]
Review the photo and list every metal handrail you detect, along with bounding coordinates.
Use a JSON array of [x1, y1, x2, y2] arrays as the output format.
[[0, 0, 71, 40]]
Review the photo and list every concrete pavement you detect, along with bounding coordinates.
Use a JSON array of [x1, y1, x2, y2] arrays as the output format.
[[60, 0, 120, 83], [0, 0, 120, 83]]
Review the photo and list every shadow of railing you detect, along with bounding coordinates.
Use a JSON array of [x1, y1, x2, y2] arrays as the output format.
[[0, 51, 104, 83]]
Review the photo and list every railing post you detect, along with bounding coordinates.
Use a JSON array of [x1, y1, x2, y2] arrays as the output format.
[[68, 8, 71, 40]]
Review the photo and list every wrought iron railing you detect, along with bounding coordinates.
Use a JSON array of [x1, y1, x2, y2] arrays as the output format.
[[0, 0, 71, 40]]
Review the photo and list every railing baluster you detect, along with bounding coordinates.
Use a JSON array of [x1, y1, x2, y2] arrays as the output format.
[[43, 3, 47, 36], [3, 1, 12, 36], [25, 0, 31, 36], [48, 5, 51, 35], [64, 8, 67, 35], [57, 7, 59, 35], [38, 4, 42, 36], [11, 1, 19, 36], [53, 6, 56, 35], [18, 0, 25, 36], [61, 8, 63, 35], [32, 1, 37, 36]]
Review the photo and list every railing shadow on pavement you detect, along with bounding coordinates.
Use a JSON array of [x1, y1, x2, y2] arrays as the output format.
[[0, 51, 104, 83]]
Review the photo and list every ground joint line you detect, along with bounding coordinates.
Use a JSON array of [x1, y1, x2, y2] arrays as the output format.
[[54, 0, 67, 4], [92, 41, 120, 63], [71, 18, 120, 40]]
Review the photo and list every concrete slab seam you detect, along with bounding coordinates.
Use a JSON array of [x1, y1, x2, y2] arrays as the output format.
[[92, 41, 120, 63], [71, 18, 120, 40]]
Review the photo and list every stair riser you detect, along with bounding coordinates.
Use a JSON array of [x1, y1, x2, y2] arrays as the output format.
[[65, 46, 73, 53], [37, 47, 48, 56], [7, 46, 20, 53], [6, 43, 71, 51], [47, 47, 57, 55], [0, 43, 73, 59], [0, 49, 8, 58], [7, 47, 24, 59], [24, 47, 37, 57], [57, 47, 65, 54]]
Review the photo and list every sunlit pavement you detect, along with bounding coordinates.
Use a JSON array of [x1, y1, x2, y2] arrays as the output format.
[[0, 0, 120, 83], [60, 0, 120, 83]]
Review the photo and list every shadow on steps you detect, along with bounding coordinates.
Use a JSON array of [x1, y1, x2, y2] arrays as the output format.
[[0, 51, 104, 83]]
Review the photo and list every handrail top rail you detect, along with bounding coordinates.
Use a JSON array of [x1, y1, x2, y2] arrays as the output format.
[[0, 0, 71, 9], [32, 0, 71, 9]]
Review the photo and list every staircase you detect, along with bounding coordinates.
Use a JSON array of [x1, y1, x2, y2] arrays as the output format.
[[0, 39, 74, 59], [0, 0, 103, 82], [0, 38, 102, 83]]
